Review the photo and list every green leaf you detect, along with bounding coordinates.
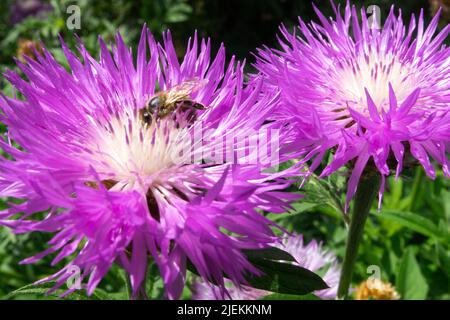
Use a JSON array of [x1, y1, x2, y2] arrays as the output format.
[[242, 247, 296, 262], [91, 288, 114, 300], [244, 247, 328, 295], [6, 281, 119, 300], [290, 202, 319, 213], [166, 3, 192, 23], [5, 282, 82, 300], [118, 268, 131, 300], [266, 199, 315, 222], [245, 258, 329, 295], [396, 247, 429, 300], [6, 288, 55, 299], [187, 247, 328, 296], [374, 210, 447, 240]]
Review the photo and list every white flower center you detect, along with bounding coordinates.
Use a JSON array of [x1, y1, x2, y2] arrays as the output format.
[[329, 52, 417, 113], [83, 109, 185, 190]]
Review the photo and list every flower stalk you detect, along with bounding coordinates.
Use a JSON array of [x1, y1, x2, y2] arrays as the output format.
[[337, 172, 381, 299]]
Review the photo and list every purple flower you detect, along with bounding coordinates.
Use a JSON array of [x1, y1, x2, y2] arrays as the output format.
[[193, 233, 340, 300], [255, 2, 450, 209], [0, 28, 298, 299], [10, 0, 52, 25]]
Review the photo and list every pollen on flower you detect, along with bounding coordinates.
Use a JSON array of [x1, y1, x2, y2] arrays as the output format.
[[355, 278, 400, 300], [330, 53, 417, 115], [82, 108, 186, 191]]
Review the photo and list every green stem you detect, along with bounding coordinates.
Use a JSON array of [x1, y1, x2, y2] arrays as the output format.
[[125, 275, 148, 300], [125, 273, 133, 300], [337, 173, 381, 299], [407, 168, 423, 212]]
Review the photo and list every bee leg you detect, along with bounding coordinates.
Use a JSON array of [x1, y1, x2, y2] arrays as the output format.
[[143, 111, 152, 124], [186, 109, 197, 124], [139, 108, 153, 124], [172, 111, 181, 129], [146, 188, 160, 222], [157, 104, 173, 119], [176, 100, 192, 114]]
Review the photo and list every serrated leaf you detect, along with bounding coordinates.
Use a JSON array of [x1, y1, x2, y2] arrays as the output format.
[[5, 281, 113, 300], [6, 285, 85, 300]]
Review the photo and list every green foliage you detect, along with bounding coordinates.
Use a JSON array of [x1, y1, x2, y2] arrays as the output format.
[[396, 247, 429, 300], [244, 259, 328, 296], [375, 210, 448, 241], [276, 165, 450, 300]]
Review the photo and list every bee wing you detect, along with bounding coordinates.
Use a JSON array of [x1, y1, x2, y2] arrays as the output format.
[[165, 78, 208, 104]]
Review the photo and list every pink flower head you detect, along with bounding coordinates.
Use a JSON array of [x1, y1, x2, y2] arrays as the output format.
[[255, 1, 450, 210], [0, 27, 298, 299]]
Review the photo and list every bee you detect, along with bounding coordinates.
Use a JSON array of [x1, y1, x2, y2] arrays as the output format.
[[140, 79, 208, 125]]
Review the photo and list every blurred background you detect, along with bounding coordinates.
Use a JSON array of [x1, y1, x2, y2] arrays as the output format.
[[0, 0, 449, 300]]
